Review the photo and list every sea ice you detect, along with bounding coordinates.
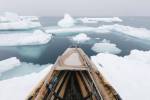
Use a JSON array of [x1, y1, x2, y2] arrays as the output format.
[[91, 41, 121, 54], [72, 33, 91, 43], [78, 17, 122, 23], [0, 12, 39, 22], [58, 14, 76, 28], [0, 20, 41, 30], [0, 64, 52, 100], [91, 50, 150, 100], [45, 26, 98, 34], [0, 30, 52, 46], [0, 57, 21, 74], [0, 12, 41, 30], [0, 60, 50, 80], [97, 24, 150, 40]]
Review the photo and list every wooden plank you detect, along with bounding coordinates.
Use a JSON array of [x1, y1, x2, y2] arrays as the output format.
[[75, 72, 88, 97], [58, 72, 71, 98]]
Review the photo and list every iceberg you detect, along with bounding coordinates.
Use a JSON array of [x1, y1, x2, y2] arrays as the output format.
[[78, 17, 123, 23], [91, 50, 150, 100], [58, 14, 76, 28], [91, 40, 121, 54], [0, 65, 52, 100], [0, 30, 52, 46], [72, 33, 91, 43], [0, 57, 21, 74]]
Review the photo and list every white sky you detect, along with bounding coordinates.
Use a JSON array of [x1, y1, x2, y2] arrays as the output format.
[[0, 0, 149, 16]]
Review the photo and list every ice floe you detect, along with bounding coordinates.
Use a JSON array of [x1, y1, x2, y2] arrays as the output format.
[[0, 64, 52, 100], [0, 12, 41, 30], [97, 24, 150, 40], [91, 50, 150, 100], [0, 57, 20, 74], [78, 17, 122, 23], [47, 24, 150, 41], [72, 33, 91, 43], [0, 61, 50, 80], [45, 26, 98, 34], [0, 20, 41, 30], [91, 40, 121, 54], [0, 30, 52, 46], [58, 14, 76, 28], [0, 12, 39, 22]]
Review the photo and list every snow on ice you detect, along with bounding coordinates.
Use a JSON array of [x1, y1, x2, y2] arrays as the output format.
[[91, 39, 121, 54], [0, 30, 52, 46], [91, 50, 150, 100], [0, 57, 20, 74], [0, 64, 52, 100]]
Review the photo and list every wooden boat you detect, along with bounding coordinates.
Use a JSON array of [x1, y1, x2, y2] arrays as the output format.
[[27, 47, 121, 100]]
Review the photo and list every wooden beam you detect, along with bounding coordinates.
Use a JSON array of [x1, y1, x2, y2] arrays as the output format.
[[75, 72, 89, 98]]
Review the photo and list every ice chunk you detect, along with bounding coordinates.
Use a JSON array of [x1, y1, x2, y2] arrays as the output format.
[[58, 14, 75, 28], [78, 17, 122, 23], [0, 57, 21, 74], [72, 33, 91, 43], [91, 41, 121, 54], [0, 65, 52, 100], [91, 50, 150, 100], [0, 30, 52, 46]]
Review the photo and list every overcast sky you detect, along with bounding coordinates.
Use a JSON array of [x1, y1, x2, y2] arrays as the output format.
[[0, 0, 149, 16]]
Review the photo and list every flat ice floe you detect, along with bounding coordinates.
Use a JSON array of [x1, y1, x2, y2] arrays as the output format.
[[72, 33, 91, 43], [91, 39, 121, 54], [45, 26, 97, 33], [0, 65, 52, 100], [0, 30, 52, 46], [91, 50, 150, 100], [58, 14, 76, 28], [77, 17, 122, 23], [0, 12, 39, 22], [45, 26, 110, 34], [0, 12, 41, 30], [0, 57, 20, 74], [98, 24, 150, 40], [0, 20, 41, 30]]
